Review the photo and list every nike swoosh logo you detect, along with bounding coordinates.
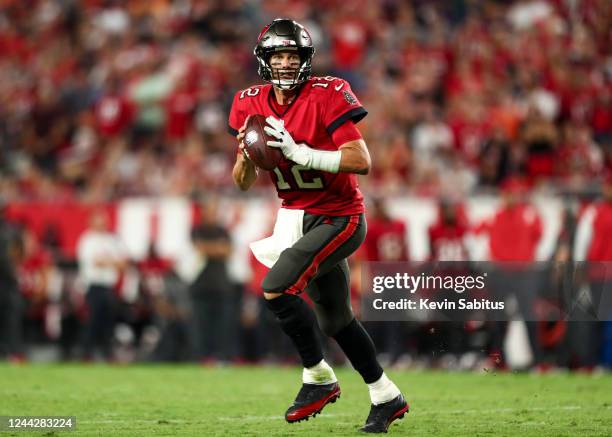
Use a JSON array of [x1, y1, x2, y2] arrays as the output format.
[[334, 83, 344, 91]]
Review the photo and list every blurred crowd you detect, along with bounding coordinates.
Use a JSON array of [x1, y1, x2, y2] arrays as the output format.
[[0, 0, 610, 201], [2, 188, 612, 371]]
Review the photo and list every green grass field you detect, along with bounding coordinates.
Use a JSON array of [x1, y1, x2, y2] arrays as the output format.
[[0, 364, 610, 436]]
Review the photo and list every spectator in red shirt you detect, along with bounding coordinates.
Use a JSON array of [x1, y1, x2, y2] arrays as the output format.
[[362, 197, 408, 365], [555, 122, 604, 189], [478, 177, 544, 368], [480, 178, 542, 262], [428, 200, 468, 262], [164, 76, 198, 142], [19, 229, 55, 342], [426, 200, 473, 362], [95, 76, 133, 138], [331, 15, 369, 71], [363, 197, 408, 262]]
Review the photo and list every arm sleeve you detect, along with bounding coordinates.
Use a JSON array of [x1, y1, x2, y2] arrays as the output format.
[[330, 120, 363, 147], [323, 79, 367, 135]]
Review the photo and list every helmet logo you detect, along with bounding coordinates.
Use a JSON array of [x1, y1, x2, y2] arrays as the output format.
[[245, 131, 259, 146], [257, 24, 271, 41], [281, 39, 296, 46]]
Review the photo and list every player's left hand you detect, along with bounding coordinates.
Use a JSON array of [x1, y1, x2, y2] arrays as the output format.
[[264, 116, 311, 166]]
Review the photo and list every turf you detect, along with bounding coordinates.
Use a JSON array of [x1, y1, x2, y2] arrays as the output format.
[[0, 364, 610, 436]]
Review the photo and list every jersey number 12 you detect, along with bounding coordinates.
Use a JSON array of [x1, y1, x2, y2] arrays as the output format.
[[273, 165, 324, 190]]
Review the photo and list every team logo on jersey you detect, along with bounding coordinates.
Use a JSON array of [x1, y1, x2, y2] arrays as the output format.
[[343, 90, 357, 105], [245, 131, 259, 146]]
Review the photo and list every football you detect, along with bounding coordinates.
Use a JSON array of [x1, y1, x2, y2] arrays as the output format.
[[243, 114, 282, 170]]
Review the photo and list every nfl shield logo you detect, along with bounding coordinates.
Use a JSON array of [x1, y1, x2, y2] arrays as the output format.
[[245, 131, 259, 146]]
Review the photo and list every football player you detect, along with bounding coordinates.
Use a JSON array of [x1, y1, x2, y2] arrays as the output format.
[[229, 19, 408, 433]]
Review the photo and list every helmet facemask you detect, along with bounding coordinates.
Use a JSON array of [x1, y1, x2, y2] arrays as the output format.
[[254, 19, 315, 91], [256, 48, 312, 90]]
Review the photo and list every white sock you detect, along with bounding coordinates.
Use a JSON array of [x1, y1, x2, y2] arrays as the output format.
[[367, 373, 401, 405], [302, 359, 337, 385]]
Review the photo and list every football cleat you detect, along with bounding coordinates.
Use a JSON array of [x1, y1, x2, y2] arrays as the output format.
[[285, 382, 341, 423], [359, 394, 409, 433]]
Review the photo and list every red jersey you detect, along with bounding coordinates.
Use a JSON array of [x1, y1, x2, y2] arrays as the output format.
[[479, 204, 542, 262], [331, 19, 369, 69], [19, 249, 52, 301], [363, 218, 408, 261], [95, 94, 132, 137], [428, 222, 468, 261], [228, 76, 367, 216], [165, 89, 197, 140]]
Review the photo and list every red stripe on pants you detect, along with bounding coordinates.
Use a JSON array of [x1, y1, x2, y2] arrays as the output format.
[[286, 215, 360, 295]]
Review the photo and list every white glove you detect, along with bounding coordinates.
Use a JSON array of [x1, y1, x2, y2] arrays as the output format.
[[265, 116, 341, 173], [264, 116, 310, 166]]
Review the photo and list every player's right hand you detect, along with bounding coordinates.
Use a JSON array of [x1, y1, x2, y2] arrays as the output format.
[[236, 115, 251, 142], [237, 115, 252, 161], [265, 115, 310, 166]]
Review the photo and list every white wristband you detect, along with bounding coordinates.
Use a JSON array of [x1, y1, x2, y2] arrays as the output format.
[[306, 149, 342, 173]]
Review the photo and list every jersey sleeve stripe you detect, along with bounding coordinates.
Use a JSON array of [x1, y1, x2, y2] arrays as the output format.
[[227, 124, 239, 136], [326, 107, 368, 135]]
